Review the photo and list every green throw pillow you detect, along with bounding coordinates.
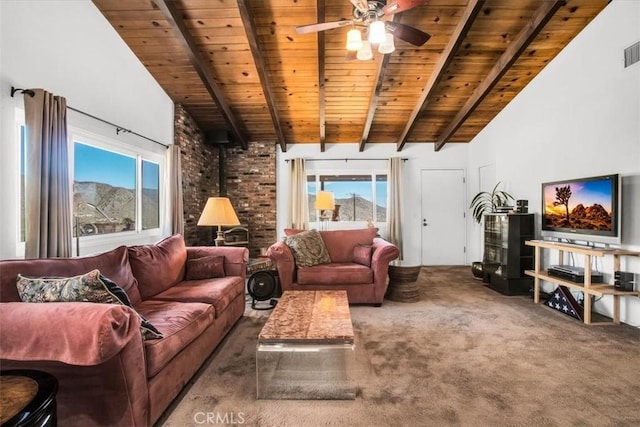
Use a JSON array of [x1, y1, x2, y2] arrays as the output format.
[[16, 269, 162, 340], [284, 229, 331, 268]]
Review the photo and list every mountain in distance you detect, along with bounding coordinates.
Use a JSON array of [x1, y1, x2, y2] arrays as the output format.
[[308, 193, 386, 222], [74, 181, 158, 233]]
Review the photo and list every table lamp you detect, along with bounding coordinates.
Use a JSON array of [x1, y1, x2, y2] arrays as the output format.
[[315, 191, 335, 229], [197, 197, 240, 246]]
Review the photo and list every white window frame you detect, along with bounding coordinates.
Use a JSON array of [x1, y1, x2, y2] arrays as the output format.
[[15, 108, 26, 257], [69, 127, 166, 253], [307, 168, 389, 231]]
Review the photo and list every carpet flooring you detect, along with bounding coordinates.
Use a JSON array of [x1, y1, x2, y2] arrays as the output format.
[[157, 266, 640, 427]]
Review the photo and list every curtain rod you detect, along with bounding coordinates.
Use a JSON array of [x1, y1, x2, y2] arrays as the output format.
[[11, 86, 169, 149], [286, 158, 408, 162]]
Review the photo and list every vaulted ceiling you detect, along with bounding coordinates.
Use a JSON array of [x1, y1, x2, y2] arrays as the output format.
[[92, 0, 608, 152]]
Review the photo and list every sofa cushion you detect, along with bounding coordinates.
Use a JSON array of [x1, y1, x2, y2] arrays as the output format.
[[149, 276, 244, 318], [297, 262, 373, 285], [128, 234, 187, 300], [16, 269, 162, 340], [284, 229, 331, 267], [352, 244, 373, 267], [185, 255, 225, 281], [319, 228, 378, 263], [135, 300, 215, 378], [0, 245, 140, 304]]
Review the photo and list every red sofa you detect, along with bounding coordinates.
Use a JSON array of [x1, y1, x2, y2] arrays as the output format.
[[266, 228, 399, 305], [0, 234, 248, 426]]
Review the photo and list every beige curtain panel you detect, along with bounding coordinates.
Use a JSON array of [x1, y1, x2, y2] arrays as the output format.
[[168, 144, 184, 236], [388, 157, 404, 260], [288, 158, 309, 230], [24, 89, 72, 258]]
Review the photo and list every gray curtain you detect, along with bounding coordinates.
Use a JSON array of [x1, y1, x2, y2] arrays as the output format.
[[168, 145, 184, 235], [388, 157, 404, 260], [24, 89, 72, 258], [289, 158, 309, 230]]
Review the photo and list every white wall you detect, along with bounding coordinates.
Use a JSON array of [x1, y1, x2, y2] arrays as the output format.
[[467, 0, 640, 326], [276, 142, 469, 265], [0, 1, 174, 259]]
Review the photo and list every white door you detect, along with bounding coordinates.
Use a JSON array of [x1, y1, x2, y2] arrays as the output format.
[[421, 169, 466, 265]]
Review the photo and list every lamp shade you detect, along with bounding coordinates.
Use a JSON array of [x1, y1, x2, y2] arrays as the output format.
[[356, 40, 373, 61], [314, 191, 335, 211], [368, 20, 386, 44], [346, 28, 363, 51], [378, 32, 395, 54], [197, 197, 240, 226]]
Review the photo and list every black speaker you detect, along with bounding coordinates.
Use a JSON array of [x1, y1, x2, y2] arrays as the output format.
[[516, 199, 528, 213], [247, 271, 281, 310]]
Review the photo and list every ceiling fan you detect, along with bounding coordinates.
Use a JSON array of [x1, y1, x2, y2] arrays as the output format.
[[295, 0, 431, 48]]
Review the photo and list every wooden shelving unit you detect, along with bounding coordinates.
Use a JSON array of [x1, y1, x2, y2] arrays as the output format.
[[525, 240, 640, 325]]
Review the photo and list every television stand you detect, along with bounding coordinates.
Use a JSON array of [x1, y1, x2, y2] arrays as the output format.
[[525, 240, 640, 325]]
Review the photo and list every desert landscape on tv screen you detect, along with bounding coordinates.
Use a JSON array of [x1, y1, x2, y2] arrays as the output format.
[[544, 180, 612, 231]]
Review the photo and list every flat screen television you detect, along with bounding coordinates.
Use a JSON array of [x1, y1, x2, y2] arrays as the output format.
[[541, 173, 621, 246]]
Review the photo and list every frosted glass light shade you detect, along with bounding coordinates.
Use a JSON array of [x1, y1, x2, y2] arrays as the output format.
[[314, 191, 335, 210], [378, 32, 395, 54], [368, 21, 386, 44], [356, 40, 373, 60], [346, 28, 363, 51]]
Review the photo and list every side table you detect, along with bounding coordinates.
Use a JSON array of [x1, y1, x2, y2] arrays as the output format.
[[386, 261, 422, 302], [0, 370, 58, 426]]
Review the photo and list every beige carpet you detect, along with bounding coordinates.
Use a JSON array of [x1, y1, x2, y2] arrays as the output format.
[[157, 266, 640, 427]]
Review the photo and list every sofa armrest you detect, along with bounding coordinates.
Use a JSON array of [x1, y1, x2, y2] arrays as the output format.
[[371, 238, 401, 300], [187, 246, 249, 279], [266, 240, 295, 290], [0, 302, 143, 366]]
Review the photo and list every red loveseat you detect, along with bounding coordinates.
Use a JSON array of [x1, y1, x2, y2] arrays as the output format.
[[0, 234, 248, 426], [266, 228, 400, 305]]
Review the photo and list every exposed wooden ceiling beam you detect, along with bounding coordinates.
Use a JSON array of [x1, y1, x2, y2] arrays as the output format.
[[433, 0, 566, 152], [358, 13, 398, 152], [396, 0, 485, 152], [154, 0, 249, 150], [317, 0, 326, 153], [359, 53, 391, 152], [237, 0, 287, 153]]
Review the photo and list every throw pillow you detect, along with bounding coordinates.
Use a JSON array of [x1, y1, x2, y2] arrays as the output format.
[[284, 229, 331, 268], [16, 269, 162, 340], [352, 244, 373, 267], [186, 255, 225, 280]]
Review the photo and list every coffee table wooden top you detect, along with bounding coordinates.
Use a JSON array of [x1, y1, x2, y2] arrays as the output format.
[[258, 290, 354, 345]]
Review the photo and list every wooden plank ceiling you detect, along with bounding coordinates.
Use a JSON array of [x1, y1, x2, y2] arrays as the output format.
[[92, 0, 608, 152]]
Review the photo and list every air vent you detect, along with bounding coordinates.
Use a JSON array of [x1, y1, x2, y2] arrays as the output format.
[[624, 41, 640, 68]]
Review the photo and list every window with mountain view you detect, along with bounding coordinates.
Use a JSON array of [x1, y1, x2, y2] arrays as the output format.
[[73, 141, 161, 236], [307, 174, 387, 223]]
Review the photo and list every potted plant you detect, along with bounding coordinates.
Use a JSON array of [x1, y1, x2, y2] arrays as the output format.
[[469, 181, 515, 224]]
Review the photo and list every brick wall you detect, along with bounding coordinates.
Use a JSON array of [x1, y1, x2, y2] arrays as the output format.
[[174, 104, 277, 255], [226, 143, 277, 257], [174, 104, 219, 245]]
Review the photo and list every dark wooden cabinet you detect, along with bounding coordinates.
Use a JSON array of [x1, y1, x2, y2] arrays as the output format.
[[482, 213, 534, 295]]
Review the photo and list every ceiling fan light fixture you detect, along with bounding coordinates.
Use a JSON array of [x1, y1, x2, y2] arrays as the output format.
[[356, 40, 373, 60], [378, 32, 395, 54], [346, 28, 363, 51], [368, 20, 386, 44]]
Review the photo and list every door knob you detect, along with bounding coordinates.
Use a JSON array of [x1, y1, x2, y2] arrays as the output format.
[[423, 219, 428, 226]]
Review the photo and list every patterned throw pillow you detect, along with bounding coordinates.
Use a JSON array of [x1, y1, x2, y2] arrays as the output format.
[[284, 229, 331, 268], [16, 269, 162, 340], [352, 244, 373, 267], [185, 255, 225, 280]]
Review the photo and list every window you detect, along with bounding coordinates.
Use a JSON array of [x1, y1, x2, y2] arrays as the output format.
[[72, 138, 161, 237], [307, 174, 387, 223], [18, 123, 26, 243]]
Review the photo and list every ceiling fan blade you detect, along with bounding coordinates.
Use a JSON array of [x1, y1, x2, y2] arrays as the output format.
[[385, 22, 431, 46], [382, 0, 429, 16], [296, 20, 353, 34]]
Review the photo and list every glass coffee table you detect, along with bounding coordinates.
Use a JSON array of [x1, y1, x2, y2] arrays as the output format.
[[256, 290, 356, 399]]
